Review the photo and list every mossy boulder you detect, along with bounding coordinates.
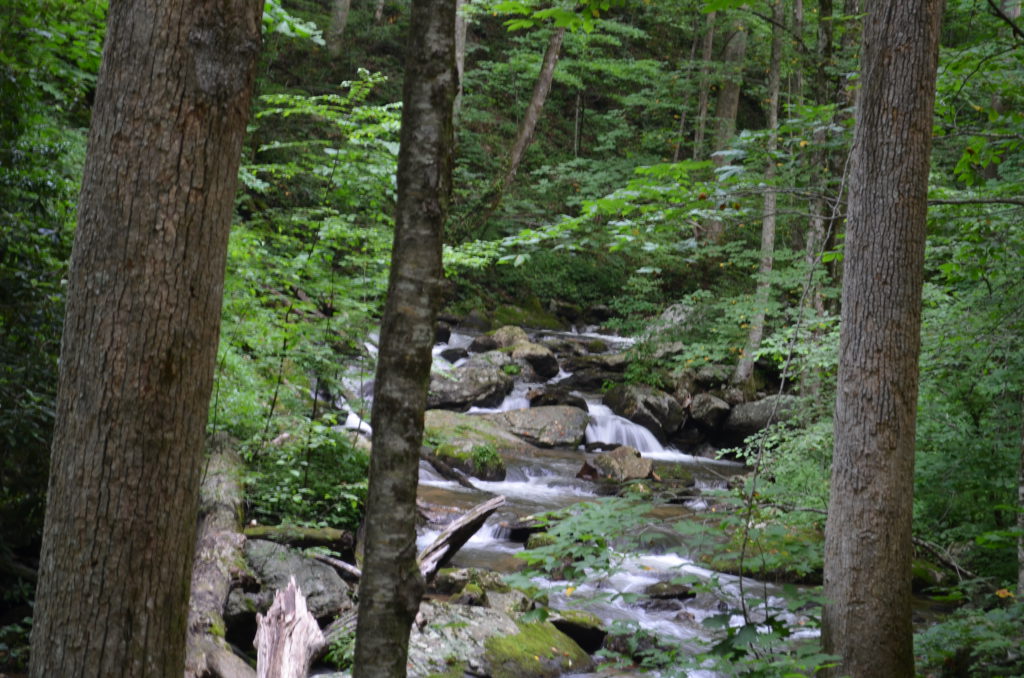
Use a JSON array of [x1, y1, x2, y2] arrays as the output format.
[[424, 409, 542, 461], [428, 350, 514, 411], [483, 622, 593, 678], [480, 406, 588, 448], [433, 440, 507, 481], [549, 610, 606, 653], [492, 325, 530, 348], [493, 298, 566, 331]]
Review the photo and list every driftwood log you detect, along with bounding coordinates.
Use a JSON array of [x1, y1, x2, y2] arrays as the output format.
[[185, 436, 256, 678], [417, 495, 506, 582], [243, 524, 354, 556], [255, 577, 326, 678]]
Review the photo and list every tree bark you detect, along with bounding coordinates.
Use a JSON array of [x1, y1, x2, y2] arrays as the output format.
[[327, 0, 353, 58], [255, 578, 325, 678], [28, 0, 263, 675], [453, 0, 468, 119], [712, 19, 748, 153], [734, 0, 782, 386], [691, 11, 717, 161], [1018, 393, 1024, 597], [821, 2, 943, 676], [352, 0, 456, 676], [185, 436, 256, 678]]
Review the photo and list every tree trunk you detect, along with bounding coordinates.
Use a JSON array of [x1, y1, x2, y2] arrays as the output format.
[[255, 578, 325, 678], [374, 0, 386, 23], [327, 0, 353, 57], [821, 2, 943, 676], [712, 20, 748, 152], [691, 11, 717, 161], [793, 0, 805, 102], [672, 26, 700, 162], [1018, 393, 1024, 597], [352, 0, 456, 676], [28, 0, 263, 675], [185, 436, 256, 678], [501, 27, 566, 196], [453, 0, 468, 119], [734, 0, 782, 386]]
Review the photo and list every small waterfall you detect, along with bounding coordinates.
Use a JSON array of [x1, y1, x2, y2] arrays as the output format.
[[585, 402, 674, 456]]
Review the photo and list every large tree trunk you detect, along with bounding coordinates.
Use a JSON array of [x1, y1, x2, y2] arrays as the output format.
[[1018, 394, 1024, 597], [28, 1, 263, 676], [691, 11, 717, 161], [352, 0, 456, 676], [821, 2, 943, 676], [734, 0, 782, 386]]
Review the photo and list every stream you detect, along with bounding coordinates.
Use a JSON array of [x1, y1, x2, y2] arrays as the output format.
[[409, 330, 821, 673]]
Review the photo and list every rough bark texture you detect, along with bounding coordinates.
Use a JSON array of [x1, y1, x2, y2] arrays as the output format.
[[185, 437, 255, 678], [352, 1, 456, 676], [712, 20, 748, 152], [28, 1, 263, 676], [734, 0, 782, 386], [453, 0, 467, 118], [821, 2, 943, 676]]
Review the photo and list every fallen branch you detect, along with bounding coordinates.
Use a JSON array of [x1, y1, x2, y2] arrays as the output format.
[[420, 447, 478, 489], [310, 552, 362, 581], [417, 495, 506, 582], [912, 536, 979, 581]]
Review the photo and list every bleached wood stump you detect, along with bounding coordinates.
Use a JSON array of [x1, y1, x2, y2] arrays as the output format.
[[255, 576, 325, 678]]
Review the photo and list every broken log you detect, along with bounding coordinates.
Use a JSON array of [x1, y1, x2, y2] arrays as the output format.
[[185, 435, 256, 678], [417, 495, 506, 582], [255, 576, 325, 678], [420, 446, 478, 490], [242, 524, 354, 556], [310, 552, 362, 581]]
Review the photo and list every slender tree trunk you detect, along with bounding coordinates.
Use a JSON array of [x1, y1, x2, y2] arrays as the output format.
[[374, 0, 386, 23], [692, 11, 717, 161], [573, 90, 583, 157], [327, 0, 352, 57], [453, 0, 468, 119], [712, 20, 748, 152], [501, 27, 565, 195], [673, 28, 700, 162], [734, 1, 783, 386], [352, 0, 456, 675], [793, 0, 805, 102], [27, 0, 263, 675], [822, 2, 943, 676]]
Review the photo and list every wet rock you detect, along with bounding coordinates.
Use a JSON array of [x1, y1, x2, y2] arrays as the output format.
[[562, 351, 629, 373], [480, 406, 589, 448], [439, 346, 468, 363], [549, 610, 606, 654], [424, 409, 541, 460], [589, 446, 653, 481], [511, 341, 560, 380], [644, 580, 696, 601], [492, 325, 530, 348], [469, 334, 499, 353], [689, 393, 731, 430], [560, 367, 624, 391], [435, 321, 452, 344], [428, 350, 513, 410], [431, 439, 507, 481], [526, 387, 589, 411], [583, 304, 613, 324], [603, 384, 686, 443]]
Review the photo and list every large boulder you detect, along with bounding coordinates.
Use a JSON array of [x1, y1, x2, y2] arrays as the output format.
[[720, 394, 798, 442], [689, 392, 731, 430], [526, 386, 589, 411], [405, 601, 520, 678], [428, 350, 514, 411], [481, 406, 589, 448], [483, 621, 593, 678], [492, 325, 530, 348], [424, 409, 541, 461], [603, 384, 686, 443], [588, 446, 653, 482], [432, 439, 507, 481]]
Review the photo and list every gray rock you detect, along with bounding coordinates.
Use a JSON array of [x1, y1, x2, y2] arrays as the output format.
[[603, 384, 686, 442], [428, 350, 513, 410], [406, 601, 519, 678], [721, 394, 798, 440], [511, 341, 560, 380], [689, 393, 731, 430], [480, 406, 589, 448], [492, 325, 530, 348], [590, 446, 653, 481], [526, 387, 589, 411], [227, 540, 352, 622], [469, 334, 499, 353]]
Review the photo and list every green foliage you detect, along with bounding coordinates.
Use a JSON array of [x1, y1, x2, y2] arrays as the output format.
[[0, 616, 31, 673], [915, 595, 1024, 677], [243, 418, 368, 529], [324, 627, 357, 670]]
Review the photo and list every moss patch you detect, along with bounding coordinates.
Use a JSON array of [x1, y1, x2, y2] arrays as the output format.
[[484, 622, 593, 678], [426, 660, 468, 678], [493, 297, 566, 331]]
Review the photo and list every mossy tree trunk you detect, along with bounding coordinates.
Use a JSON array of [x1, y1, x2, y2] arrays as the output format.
[[352, 0, 457, 675], [27, 0, 263, 675]]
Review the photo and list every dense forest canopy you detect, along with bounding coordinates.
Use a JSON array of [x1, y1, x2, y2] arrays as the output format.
[[1, 0, 1022, 674]]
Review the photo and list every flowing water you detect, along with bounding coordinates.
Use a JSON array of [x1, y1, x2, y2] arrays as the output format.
[[414, 330, 819, 673]]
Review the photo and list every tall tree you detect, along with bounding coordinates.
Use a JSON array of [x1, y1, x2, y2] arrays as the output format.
[[691, 10, 717, 161], [734, 0, 783, 386], [821, 1, 943, 676], [27, 0, 263, 675], [352, 0, 456, 675]]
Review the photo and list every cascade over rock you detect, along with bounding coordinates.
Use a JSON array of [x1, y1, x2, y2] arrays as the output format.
[[603, 383, 685, 443]]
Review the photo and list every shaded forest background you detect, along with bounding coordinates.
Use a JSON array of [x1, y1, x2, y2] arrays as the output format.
[[1, 0, 1022, 672]]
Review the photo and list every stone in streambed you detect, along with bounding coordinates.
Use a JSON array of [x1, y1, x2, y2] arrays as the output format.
[[689, 392, 731, 430], [427, 350, 513, 411], [483, 622, 593, 678], [603, 383, 686, 442], [588, 445, 653, 482], [480, 406, 588, 448]]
